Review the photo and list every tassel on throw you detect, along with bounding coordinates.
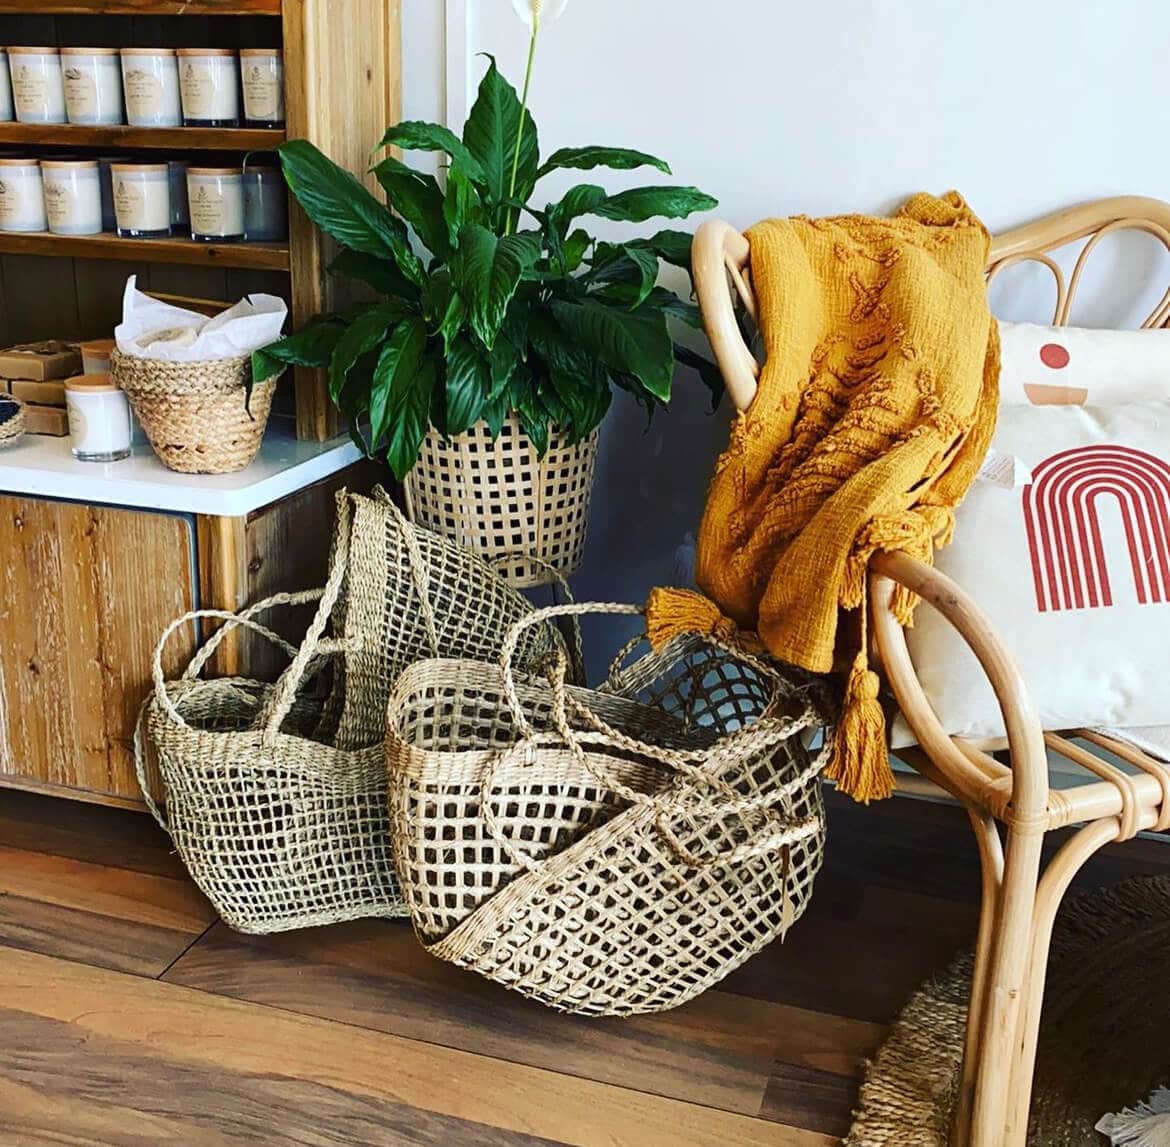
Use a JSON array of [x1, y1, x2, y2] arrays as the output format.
[[645, 587, 756, 652], [1097, 1088, 1170, 1147], [827, 650, 894, 803]]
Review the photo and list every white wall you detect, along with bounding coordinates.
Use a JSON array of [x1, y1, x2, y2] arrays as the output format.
[[401, 0, 1170, 669]]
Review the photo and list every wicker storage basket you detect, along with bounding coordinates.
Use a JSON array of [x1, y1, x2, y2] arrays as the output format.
[[404, 412, 599, 589], [330, 487, 581, 750], [386, 601, 833, 1016], [0, 395, 24, 446], [111, 347, 274, 474]]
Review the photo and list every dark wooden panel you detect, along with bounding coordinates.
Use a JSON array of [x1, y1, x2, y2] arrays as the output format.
[[0, 122, 283, 150], [0, 231, 290, 271], [760, 1062, 860, 1139]]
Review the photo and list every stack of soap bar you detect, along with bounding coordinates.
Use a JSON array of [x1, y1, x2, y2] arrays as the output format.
[[0, 341, 82, 436]]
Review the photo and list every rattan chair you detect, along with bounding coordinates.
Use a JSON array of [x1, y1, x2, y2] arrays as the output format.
[[691, 196, 1170, 1147]]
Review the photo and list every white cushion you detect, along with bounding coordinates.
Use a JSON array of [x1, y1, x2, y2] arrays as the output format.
[[999, 321, 1170, 406], [893, 401, 1170, 746]]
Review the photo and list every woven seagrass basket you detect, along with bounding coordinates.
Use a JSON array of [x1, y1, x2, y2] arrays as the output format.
[[0, 395, 24, 447], [386, 601, 834, 1016], [111, 347, 275, 474], [404, 412, 599, 589]]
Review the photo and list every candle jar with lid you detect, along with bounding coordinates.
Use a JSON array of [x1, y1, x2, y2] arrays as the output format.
[[0, 158, 46, 233], [111, 162, 171, 239], [41, 159, 103, 235], [240, 48, 283, 127], [9, 47, 66, 124], [120, 48, 182, 127], [187, 166, 245, 242], [178, 48, 240, 127], [65, 374, 132, 462], [61, 47, 124, 125]]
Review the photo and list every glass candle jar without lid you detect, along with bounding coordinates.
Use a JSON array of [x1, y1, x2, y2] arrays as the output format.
[[111, 163, 171, 239], [120, 48, 181, 127], [41, 160, 103, 235], [80, 339, 115, 375], [61, 48, 123, 125], [65, 374, 132, 462], [243, 166, 287, 240], [187, 167, 244, 241], [0, 159, 46, 233], [9, 48, 66, 124], [0, 50, 14, 122], [177, 49, 239, 127], [240, 48, 283, 126]]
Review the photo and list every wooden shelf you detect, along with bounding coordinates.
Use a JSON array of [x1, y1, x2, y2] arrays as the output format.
[[0, 122, 284, 152], [0, 230, 289, 269], [0, 1, 279, 13]]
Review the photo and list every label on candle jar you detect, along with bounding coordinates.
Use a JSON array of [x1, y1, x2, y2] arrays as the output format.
[[123, 68, 162, 119], [62, 66, 97, 115], [11, 64, 49, 111], [114, 176, 169, 232], [42, 180, 72, 229], [180, 61, 214, 118], [243, 63, 280, 120], [189, 181, 243, 236], [0, 179, 19, 226]]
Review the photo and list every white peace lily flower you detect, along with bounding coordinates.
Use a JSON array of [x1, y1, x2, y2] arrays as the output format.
[[511, 0, 569, 28]]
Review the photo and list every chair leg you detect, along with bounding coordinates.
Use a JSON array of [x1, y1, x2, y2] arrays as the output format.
[[953, 807, 1004, 1146], [966, 826, 1045, 1147], [1000, 819, 1122, 1146]]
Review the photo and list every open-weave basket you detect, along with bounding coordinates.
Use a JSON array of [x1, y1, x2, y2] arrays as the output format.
[[386, 601, 834, 1016], [111, 347, 274, 474], [405, 412, 598, 589], [0, 396, 24, 446], [330, 488, 582, 750]]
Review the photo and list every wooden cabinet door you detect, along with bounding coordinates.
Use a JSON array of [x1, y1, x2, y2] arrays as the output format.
[[0, 497, 196, 807]]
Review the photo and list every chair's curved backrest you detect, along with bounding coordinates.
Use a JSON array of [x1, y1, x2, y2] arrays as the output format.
[[694, 195, 1170, 413]]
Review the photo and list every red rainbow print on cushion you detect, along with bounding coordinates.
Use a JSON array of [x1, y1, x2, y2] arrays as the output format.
[[1023, 444, 1170, 612], [1023, 341, 1090, 406]]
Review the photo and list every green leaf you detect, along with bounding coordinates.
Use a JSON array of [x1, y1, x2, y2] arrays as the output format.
[[530, 312, 612, 440], [588, 242, 659, 307], [592, 186, 718, 224], [546, 184, 607, 236], [372, 156, 449, 257], [489, 305, 529, 398], [328, 303, 400, 402], [442, 165, 481, 244], [449, 224, 539, 349], [463, 55, 539, 206], [482, 391, 510, 438], [278, 139, 407, 259], [378, 120, 487, 185], [328, 249, 417, 298], [551, 299, 674, 402], [674, 343, 725, 411], [536, 145, 671, 180], [643, 229, 694, 269], [516, 388, 549, 456], [252, 318, 344, 384], [444, 336, 491, 435], [561, 228, 592, 272], [368, 317, 431, 478]]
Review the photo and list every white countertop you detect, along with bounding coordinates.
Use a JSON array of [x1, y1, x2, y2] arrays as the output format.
[[0, 419, 365, 516]]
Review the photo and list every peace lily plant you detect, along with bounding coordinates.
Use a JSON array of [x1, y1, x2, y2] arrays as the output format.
[[254, 0, 720, 480]]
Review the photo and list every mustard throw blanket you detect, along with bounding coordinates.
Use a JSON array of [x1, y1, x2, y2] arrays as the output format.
[[647, 192, 1000, 802]]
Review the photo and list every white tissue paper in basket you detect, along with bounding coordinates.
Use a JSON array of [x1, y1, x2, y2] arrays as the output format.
[[114, 275, 288, 362]]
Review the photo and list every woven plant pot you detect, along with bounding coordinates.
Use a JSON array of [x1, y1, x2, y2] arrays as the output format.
[[405, 412, 599, 589], [0, 395, 24, 447], [112, 348, 275, 474]]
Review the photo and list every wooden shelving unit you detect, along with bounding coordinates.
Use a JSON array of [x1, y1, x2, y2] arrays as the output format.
[[0, 230, 289, 268], [0, 122, 284, 150], [0, 1, 280, 13]]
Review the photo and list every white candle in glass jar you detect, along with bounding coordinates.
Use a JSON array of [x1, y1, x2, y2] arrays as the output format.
[[9, 47, 66, 124], [41, 159, 103, 235], [0, 159, 46, 232], [120, 48, 181, 127], [187, 167, 245, 241], [0, 50, 14, 122], [65, 374, 132, 462], [239, 48, 283, 126], [60, 47, 124, 125], [177, 48, 240, 126], [111, 163, 171, 238], [80, 339, 115, 375]]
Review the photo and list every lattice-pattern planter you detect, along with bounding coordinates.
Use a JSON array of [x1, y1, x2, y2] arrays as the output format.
[[405, 413, 598, 588]]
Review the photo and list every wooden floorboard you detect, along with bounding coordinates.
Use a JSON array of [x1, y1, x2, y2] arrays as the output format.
[[2, 785, 1169, 1144]]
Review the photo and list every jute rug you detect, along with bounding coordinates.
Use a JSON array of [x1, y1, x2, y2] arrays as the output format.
[[846, 875, 1170, 1145]]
